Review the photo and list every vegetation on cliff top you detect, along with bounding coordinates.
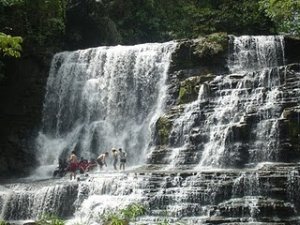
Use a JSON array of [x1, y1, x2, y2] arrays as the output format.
[[0, 0, 298, 55], [259, 0, 300, 35], [0, 0, 299, 80]]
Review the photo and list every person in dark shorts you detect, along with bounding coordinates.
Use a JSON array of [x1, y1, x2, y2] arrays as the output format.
[[112, 148, 118, 170], [119, 148, 126, 170], [96, 152, 109, 170]]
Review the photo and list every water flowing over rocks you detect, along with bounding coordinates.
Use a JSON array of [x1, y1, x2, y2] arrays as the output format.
[[1, 35, 300, 224], [1, 164, 300, 224]]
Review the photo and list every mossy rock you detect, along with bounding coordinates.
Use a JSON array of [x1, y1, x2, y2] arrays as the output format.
[[178, 78, 199, 104], [178, 75, 214, 104], [156, 116, 172, 146], [194, 32, 228, 58], [170, 33, 228, 73]]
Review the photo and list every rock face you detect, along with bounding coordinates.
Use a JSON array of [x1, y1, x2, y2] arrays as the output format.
[[0, 55, 51, 177], [1, 164, 300, 225], [150, 35, 300, 169]]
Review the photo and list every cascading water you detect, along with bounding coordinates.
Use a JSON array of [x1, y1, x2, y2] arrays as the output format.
[[198, 36, 293, 167], [164, 36, 295, 168], [1, 36, 300, 224], [228, 35, 285, 73], [35, 42, 176, 174]]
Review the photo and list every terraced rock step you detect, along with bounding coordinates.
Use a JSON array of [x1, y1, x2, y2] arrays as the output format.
[[0, 163, 299, 224]]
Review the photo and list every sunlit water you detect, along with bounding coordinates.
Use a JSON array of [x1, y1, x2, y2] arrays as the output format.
[[1, 37, 300, 224]]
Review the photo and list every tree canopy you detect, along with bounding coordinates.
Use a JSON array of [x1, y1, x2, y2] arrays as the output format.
[[0, 0, 298, 55], [259, 0, 300, 35]]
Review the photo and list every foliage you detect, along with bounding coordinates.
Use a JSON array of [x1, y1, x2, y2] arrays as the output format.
[[101, 212, 128, 225], [0, 0, 66, 51], [194, 32, 228, 57], [0, 32, 22, 81], [157, 218, 170, 225], [106, 0, 275, 44], [0, 220, 9, 225], [100, 203, 146, 225], [0, 0, 280, 51], [36, 214, 65, 225], [259, 0, 300, 34], [0, 32, 22, 57], [120, 203, 146, 221], [178, 77, 201, 105], [0, 0, 23, 6]]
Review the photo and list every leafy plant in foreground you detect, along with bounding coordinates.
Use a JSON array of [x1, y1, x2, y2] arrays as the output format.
[[36, 213, 65, 225], [100, 203, 146, 225], [121, 203, 146, 221], [0, 220, 9, 225], [0, 32, 22, 58]]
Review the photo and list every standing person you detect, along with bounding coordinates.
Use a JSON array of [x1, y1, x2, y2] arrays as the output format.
[[96, 152, 109, 170], [68, 151, 78, 180], [119, 148, 126, 171], [112, 148, 118, 170]]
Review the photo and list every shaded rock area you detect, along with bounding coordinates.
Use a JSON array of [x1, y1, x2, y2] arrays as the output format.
[[284, 36, 300, 65], [65, 0, 122, 50], [0, 55, 51, 178]]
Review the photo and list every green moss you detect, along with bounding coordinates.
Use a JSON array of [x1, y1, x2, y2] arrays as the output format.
[[0, 221, 9, 225], [156, 116, 172, 146], [194, 32, 228, 58], [178, 77, 200, 104]]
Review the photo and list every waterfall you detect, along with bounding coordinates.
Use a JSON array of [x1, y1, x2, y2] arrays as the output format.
[[165, 84, 207, 168], [1, 36, 300, 224], [228, 35, 285, 73], [196, 36, 290, 168], [164, 36, 291, 169], [35, 42, 176, 173]]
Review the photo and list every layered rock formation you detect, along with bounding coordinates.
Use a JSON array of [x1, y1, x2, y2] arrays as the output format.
[[150, 35, 300, 169], [1, 163, 299, 224], [0, 35, 299, 225]]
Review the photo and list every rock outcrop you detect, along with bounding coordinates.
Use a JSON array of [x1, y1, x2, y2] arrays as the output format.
[[0, 55, 51, 177], [150, 35, 300, 169]]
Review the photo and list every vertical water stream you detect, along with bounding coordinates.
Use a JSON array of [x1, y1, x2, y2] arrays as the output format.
[[35, 42, 176, 171], [1, 36, 300, 224]]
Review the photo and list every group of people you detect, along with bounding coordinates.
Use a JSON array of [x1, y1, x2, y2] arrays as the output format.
[[53, 152, 98, 179], [53, 148, 127, 180], [97, 148, 127, 171]]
